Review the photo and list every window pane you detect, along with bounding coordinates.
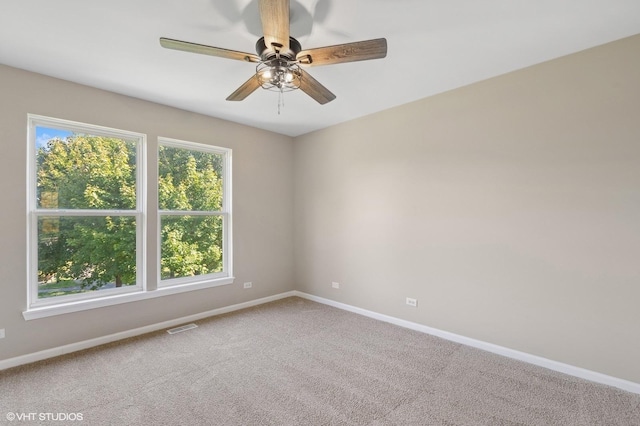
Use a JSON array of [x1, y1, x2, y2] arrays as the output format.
[[38, 216, 137, 299], [160, 215, 223, 280], [36, 126, 137, 210], [158, 145, 223, 211]]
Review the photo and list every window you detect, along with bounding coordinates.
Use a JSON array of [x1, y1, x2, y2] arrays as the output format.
[[28, 115, 145, 309], [26, 116, 233, 319], [158, 138, 232, 288]]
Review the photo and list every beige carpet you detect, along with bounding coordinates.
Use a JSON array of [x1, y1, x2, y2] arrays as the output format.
[[1, 297, 638, 425]]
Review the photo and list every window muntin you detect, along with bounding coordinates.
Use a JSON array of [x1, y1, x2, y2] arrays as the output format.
[[158, 138, 232, 287], [28, 115, 145, 308]]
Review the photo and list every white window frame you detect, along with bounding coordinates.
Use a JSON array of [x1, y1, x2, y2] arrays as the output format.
[[24, 117, 235, 321], [26, 115, 147, 317], [157, 137, 233, 290]]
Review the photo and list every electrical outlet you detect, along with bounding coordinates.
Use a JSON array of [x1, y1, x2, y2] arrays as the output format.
[[406, 297, 417, 307], [0, 328, 5, 339], [332, 282, 340, 289], [243, 282, 253, 289]]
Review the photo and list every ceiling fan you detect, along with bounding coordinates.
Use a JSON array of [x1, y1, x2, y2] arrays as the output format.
[[160, 0, 387, 105]]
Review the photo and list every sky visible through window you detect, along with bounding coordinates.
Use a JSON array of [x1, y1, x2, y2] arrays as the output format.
[[36, 126, 73, 149]]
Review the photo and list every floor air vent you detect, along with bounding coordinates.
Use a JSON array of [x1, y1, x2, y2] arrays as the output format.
[[166, 323, 198, 334]]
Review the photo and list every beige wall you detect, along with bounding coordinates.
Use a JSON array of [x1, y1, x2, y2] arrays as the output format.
[[294, 35, 640, 383], [0, 64, 295, 360]]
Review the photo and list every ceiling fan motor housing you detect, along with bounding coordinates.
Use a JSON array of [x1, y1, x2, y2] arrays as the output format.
[[256, 36, 301, 61]]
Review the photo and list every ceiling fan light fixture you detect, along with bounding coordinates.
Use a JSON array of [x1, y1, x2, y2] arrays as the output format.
[[256, 59, 302, 92], [284, 71, 294, 83]]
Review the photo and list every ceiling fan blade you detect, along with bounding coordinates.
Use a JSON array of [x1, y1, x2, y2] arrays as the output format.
[[226, 75, 262, 101], [298, 69, 336, 105], [259, 0, 290, 51], [160, 37, 260, 63], [297, 38, 387, 66]]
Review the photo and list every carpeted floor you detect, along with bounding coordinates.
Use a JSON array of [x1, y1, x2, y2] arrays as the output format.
[[1, 297, 639, 425]]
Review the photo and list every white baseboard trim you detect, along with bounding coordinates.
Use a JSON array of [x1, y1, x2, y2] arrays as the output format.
[[0, 291, 297, 371], [3, 290, 639, 395], [293, 291, 640, 395]]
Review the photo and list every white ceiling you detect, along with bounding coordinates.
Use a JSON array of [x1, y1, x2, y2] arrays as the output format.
[[2, 0, 640, 137]]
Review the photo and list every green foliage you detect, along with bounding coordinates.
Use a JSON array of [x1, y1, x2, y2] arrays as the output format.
[[37, 135, 136, 210], [37, 135, 137, 290], [36, 135, 225, 297], [158, 146, 224, 280], [160, 216, 223, 279], [158, 146, 223, 211]]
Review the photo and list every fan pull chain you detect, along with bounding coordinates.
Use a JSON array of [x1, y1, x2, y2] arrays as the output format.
[[278, 87, 284, 115]]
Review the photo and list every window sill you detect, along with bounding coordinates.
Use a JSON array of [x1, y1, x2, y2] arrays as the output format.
[[23, 277, 235, 320]]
